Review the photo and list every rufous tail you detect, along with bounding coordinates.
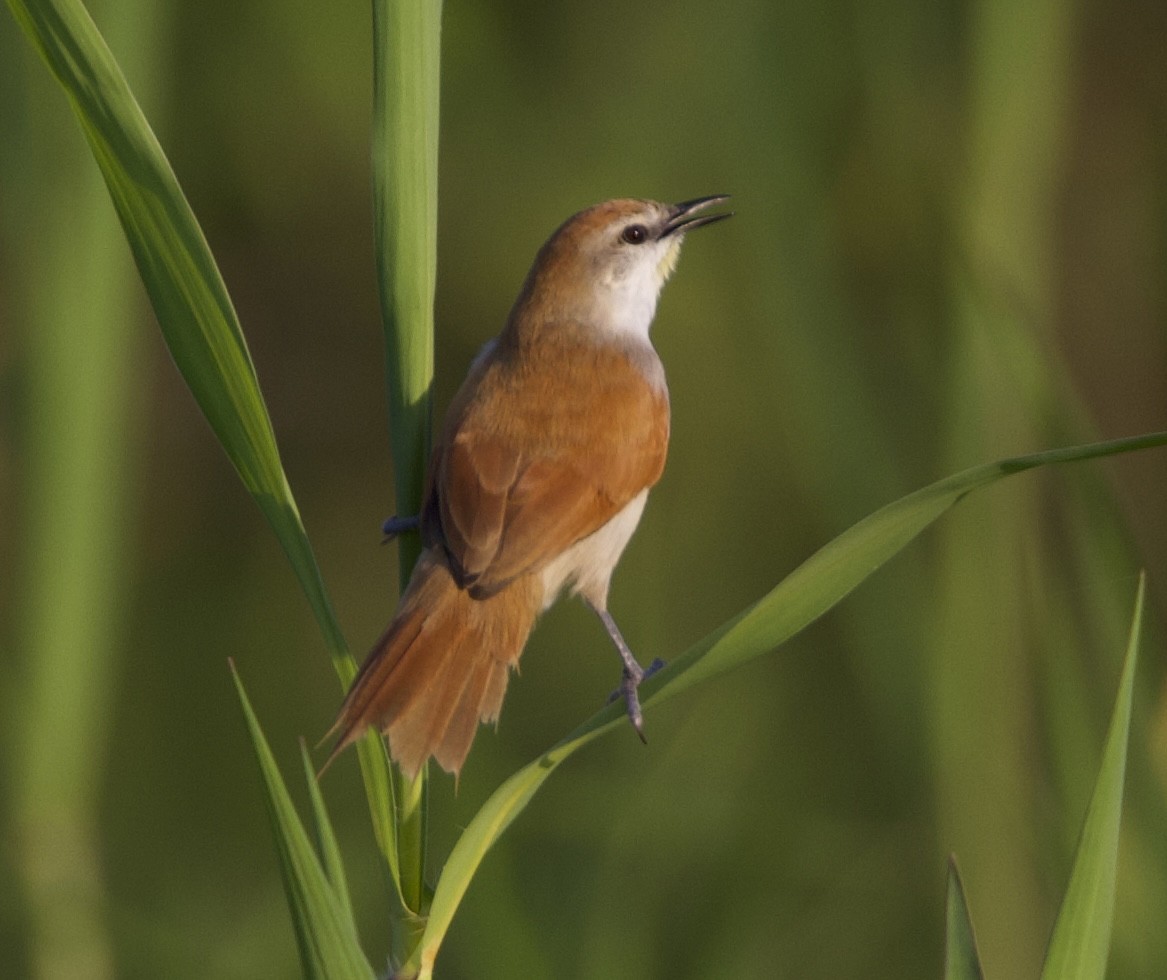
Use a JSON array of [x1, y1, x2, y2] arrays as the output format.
[[324, 550, 541, 778]]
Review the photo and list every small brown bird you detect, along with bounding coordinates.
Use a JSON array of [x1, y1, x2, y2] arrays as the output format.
[[327, 196, 731, 778]]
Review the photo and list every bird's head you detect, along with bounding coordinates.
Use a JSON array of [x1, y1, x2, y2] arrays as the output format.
[[510, 196, 732, 341]]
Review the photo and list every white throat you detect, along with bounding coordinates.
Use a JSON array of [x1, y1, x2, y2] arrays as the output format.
[[590, 238, 681, 342]]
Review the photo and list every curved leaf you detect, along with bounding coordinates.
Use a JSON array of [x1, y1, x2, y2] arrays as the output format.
[[420, 432, 1167, 964]]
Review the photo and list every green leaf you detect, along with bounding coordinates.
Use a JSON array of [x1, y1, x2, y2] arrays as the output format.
[[1040, 573, 1143, 980], [232, 665, 374, 980], [420, 432, 1167, 966], [8, 0, 399, 885], [301, 742, 355, 928], [945, 857, 985, 980]]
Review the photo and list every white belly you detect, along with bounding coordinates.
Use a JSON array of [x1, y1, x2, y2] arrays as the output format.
[[539, 490, 649, 611]]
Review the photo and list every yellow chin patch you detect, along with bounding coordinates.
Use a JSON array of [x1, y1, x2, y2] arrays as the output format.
[[656, 239, 683, 284]]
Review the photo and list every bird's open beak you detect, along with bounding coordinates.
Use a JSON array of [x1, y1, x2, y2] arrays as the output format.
[[660, 195, 733, 237]]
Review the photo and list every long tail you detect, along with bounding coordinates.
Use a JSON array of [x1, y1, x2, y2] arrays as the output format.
[[324, 550, 541, 778]]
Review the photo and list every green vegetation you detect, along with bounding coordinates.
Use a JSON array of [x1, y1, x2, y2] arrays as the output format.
[[3, 0, 1165, 978]]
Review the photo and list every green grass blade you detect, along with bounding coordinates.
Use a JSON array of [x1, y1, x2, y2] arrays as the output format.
[[301, 742, 355, 928], [8, 0, 400, 883], [420, 432, 1167, 964], [1040, 574, 1143, 980], [232, 665, 374, 980], [945, 857, 986, 980]]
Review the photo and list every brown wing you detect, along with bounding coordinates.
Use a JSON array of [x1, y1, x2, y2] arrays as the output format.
[[426, 336, 669, 595]]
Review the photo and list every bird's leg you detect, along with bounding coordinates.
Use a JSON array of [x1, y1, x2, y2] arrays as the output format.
[[588, 603, 665, 742], [381, 514, 420, 542]]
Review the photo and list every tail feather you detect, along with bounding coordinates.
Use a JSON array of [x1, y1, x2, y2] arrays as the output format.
[[326, 550, 540, 778], [392, 628, 475, 777], [479, 658, 510, 724], [428, 650, 495, 774]]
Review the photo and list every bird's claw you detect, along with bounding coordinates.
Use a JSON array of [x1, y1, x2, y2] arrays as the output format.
[[606, 657, 666, 742], [643, 657, 666, 680], [381, 514, 420, 542]]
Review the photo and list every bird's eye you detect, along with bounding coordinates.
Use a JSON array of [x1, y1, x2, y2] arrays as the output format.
[[620, 224, 648, 245]]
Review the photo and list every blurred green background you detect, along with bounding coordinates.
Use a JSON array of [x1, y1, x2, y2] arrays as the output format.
[[2, 0, 1166, 977]]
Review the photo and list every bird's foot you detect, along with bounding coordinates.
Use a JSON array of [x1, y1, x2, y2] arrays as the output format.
[[381, 514, 420, 542], [607, 657, 666, 742]]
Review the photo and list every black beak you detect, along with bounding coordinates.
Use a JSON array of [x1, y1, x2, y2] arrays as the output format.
[[660, 195, 733, 238]]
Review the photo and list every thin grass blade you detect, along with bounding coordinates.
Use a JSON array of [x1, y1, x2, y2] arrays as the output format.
[[1039, 574, 1143, 980], [420, 432, 1167, 964], [945, 857, 986, 980], [233, 665, 374, 980], [301, 741, 355, 927]]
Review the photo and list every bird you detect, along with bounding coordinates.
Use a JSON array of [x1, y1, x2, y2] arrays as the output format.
[[325, 195, 732, 779]]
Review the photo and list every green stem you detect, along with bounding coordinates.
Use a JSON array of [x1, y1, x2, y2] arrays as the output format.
[[390, 769, 431, 977], [396, 767, 429, 912], [372, 0, 438, 564], [371, 0, 442, 957]]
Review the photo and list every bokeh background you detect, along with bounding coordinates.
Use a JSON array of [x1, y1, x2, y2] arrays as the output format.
[[2, 0, 1166, 977]]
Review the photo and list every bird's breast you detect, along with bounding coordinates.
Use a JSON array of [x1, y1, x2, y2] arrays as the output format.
[[538, 489, 650, 610]]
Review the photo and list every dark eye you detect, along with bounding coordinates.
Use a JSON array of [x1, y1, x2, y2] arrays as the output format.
[[621, 223, 648, 245]]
